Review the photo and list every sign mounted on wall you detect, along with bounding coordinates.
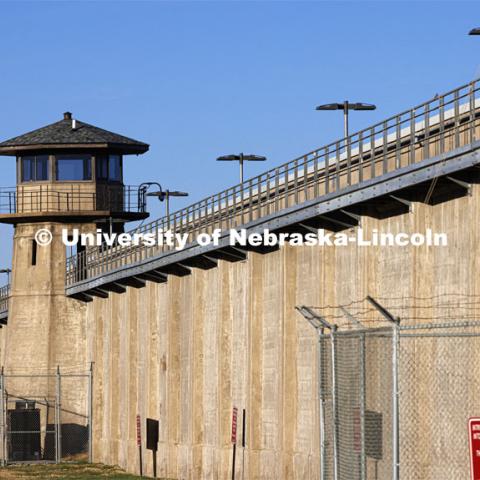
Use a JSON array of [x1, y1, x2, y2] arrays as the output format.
[[469, 417, 480, 480]]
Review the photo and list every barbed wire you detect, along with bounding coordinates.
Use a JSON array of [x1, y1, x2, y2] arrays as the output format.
[[302, 293, 480, 327]]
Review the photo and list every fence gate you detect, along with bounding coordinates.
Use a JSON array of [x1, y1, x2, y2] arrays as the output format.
[[0, 366, 92, 465], [399, 322, 480, 479], [316, 320, 480, 480], [320, 327, 394, 480]]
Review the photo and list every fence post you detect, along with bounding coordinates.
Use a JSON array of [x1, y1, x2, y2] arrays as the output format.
[[295, 306, 337, 480], [317, 330, 326, 480], [0, 367, 5, 466], [88, 362, 93, 463], [56, 366, 62, 463], [339, 306, 366, 479], [392, 322, 400, 480], [330, 325, 339, 480], [366, 296, 401, 480], [360, 333, 366, 480]]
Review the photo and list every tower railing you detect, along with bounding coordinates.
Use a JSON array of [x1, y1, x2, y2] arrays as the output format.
[[0, 185, 146, 215], [66, 79, 480, 286]]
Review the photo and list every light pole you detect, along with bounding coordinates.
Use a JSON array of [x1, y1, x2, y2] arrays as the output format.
[[147, 189, 189, 218], [468, 29, 480, 83], [216, 153, 267, 184], [315, 101, 376, 139], [0, 269, 11, 284]]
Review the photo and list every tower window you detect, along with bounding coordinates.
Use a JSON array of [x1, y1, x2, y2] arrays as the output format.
[[56, 154, 92, 181], [96, 156, 108, 180], [109, 155, 121, 181], [96, 154, 122, 182], [21, 155, 49, 182]]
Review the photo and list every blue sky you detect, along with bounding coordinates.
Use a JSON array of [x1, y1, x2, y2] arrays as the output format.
[[0, 0, 478, 271]]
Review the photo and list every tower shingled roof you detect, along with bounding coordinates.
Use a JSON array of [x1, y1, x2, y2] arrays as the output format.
[[0, 112, 149, 155]]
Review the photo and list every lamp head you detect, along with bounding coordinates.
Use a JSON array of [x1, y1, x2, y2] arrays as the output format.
[[167, 191, 189, 197], [217, 153, 266, 162], [350, 102, 376, 111], [146, 191, 166, 202], [316, 102, 376, 111], [315, 103, 343, 111]]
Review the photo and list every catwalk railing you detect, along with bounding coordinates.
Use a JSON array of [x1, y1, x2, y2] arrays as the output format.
[[0, 185, 146, 215], [66, 79, 480, 286], [0, 285, 9, 317]]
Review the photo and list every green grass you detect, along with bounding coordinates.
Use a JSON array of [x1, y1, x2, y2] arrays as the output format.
[[0, 462, 169, 479]]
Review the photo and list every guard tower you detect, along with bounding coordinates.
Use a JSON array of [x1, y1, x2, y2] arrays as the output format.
[[0, 112, 149, 372]]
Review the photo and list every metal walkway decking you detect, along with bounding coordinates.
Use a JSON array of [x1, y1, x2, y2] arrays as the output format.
[[65, 79, 480, 301]]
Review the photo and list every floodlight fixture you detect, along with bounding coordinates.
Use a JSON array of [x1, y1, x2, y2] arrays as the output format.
[[216, 153, 267, 183], [316, 100, 377, 138], [147, 188, 189, 217]]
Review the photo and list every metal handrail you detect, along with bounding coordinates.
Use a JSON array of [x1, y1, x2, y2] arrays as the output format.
[[66, 78, 480, 286], [0, 185, 146, 214]]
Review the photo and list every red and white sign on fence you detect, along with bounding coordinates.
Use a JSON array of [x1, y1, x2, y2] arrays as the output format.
[[231, 407, 238, 444], [469, 417, 480, 480]]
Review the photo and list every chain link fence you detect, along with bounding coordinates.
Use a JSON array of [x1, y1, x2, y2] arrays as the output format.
[[399, 322, 480, 479], [0, 367, 92, 465], [319, 327, 394, 480], [298, 304, 480, 480]]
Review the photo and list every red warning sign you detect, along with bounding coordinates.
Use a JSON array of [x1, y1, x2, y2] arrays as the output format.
[[469, 417, 480, 480], [136, 414, 142, 447], [231, 407, 238, 444]]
